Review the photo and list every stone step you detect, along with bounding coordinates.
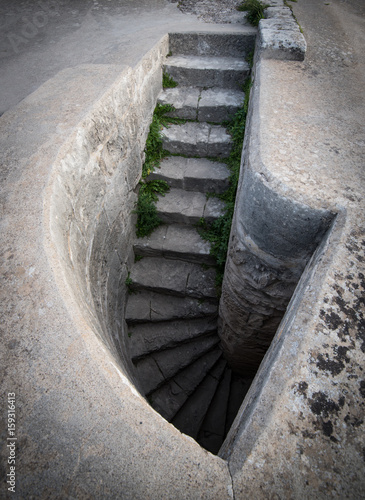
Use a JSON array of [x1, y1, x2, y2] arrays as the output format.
[[168, 31, 256, 58], [225, 373, 253, 435], [171, 358, 227, 440], [158, 87, 245, 123], [133, 224, 216, 265], [164, 56, 250, 90], [147, 156, 230, 194], [133, 333, 220, 395], [128, 317, 218, 360], [125, 291, 218, 324], [156, 188, 225, 226], [197, 367, 232, 455], [149, 348, 222, 421], [162, 121, 232, 158], [129, 257, 217, 299]]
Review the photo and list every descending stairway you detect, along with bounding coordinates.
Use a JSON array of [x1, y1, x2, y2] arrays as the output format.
[[125, 32, 254, 455]]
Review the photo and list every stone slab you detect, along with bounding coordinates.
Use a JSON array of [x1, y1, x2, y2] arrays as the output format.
[[164, 55, 250, 89], [198, 367, 232, 454], [149, 156, 230, 193], [134, 332, 220, 394], [125, 291, 218, 323], [168, 31, 256, 58], [259, 18, 307, 61], [172, 358, 226, 439], [162, 122, 232, 158], [133, 223, 215, 264], [198, 88, 245, 123], [150, 348, 222, 421], [158, 87, 245, 123], [128, 317, 217, 359], [156, 188, 225, 225], [130, 256, 217, 298], [158, 87, 200, 120]]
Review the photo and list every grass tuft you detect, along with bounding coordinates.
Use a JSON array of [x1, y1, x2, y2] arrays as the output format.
[[237, 0, 269, 26], [197, 77, 252, 291], [163, 72, 178, 89]]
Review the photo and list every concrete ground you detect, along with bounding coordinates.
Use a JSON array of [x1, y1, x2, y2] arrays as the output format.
[[0, 0, 248, 115]]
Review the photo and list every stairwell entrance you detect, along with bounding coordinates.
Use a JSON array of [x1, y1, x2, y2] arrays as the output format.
[[125, 32, 256, 455]]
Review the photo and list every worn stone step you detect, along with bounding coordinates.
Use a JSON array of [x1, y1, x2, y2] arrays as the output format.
[[133, 333, 220, 395], [125, 290, 218, 324], [158, 87, 245, 123], [128, 317, 217, 360], [149, 348, 222, 421], [129, 257, 217, 299], [197, 367, 232, 454], [162, 122, 232, 158], [171, 358, 227, 440], [168, 31, 256, 58], [164, 56, 250, 90], [148, 156, 230, 194], [225, 372, 253, 435], [133, 224, 215, 265], [156, 188, 225, 226]]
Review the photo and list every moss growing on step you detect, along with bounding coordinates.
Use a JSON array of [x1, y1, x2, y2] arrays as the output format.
[[237, 0, 269, 26], [198, 77, 252, 291], [134, 103, 175, 238], [163, 72, 178, 89], [134, 180, 169, 238]]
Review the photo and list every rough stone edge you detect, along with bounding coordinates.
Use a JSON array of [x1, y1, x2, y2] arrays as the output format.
[[259, 1, 307, 60]]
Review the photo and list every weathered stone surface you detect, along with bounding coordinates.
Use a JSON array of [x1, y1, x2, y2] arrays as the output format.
[[259, 18, 306, 61], [198, 88, 245, 123], [162, 122, 232, 158], [225, 372, 252, 435], [198, 367, 231, 454], [134, 223, 215, 264], [172, 358, 226, 439], [134, 333, 220, 394], [150, 348, 222, 421], [158, 86, 200, 120], [129, 256, 217, 298], [164, 55, 250, 89], [168, 31, 256, 58], [158, 87, 244, 123], [148, 156, 230, 193], [156, 188, 225, 225], [125, 291, 218, 323], [128, 317, 217, 359]]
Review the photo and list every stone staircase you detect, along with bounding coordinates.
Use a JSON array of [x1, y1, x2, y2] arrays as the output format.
[[125, 32, 254, 455]]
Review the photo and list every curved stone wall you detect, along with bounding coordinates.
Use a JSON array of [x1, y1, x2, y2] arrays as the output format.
[[47, 39, 168, 387], [219, 31, 334, 377]]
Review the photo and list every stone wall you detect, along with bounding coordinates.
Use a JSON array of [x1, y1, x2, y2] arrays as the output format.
[[218, 4, 334, 377], [47, 38, 168, 386]]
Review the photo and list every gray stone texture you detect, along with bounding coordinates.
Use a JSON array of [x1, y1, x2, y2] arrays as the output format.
[[172, 358, 227, 439], [164, 55, 250, 90], [133, 223, 216, 264], [129, 256, 217, 299], [156, 188, 225, 225], [168, 31, 256, 58], [128, 317, 217, 360], [134, 332, 220, 394], [125, 291, 218, 323], [148, 156, 230, 194], [158, 87, 245, 122], [162, 122, 232, 158], [149, 349, 222, 421]]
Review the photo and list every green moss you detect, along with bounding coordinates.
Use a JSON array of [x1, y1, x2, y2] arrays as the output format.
[[237, 0, 269, 26], [197, 77, 253, 292], [163, 72, 178, 89]]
